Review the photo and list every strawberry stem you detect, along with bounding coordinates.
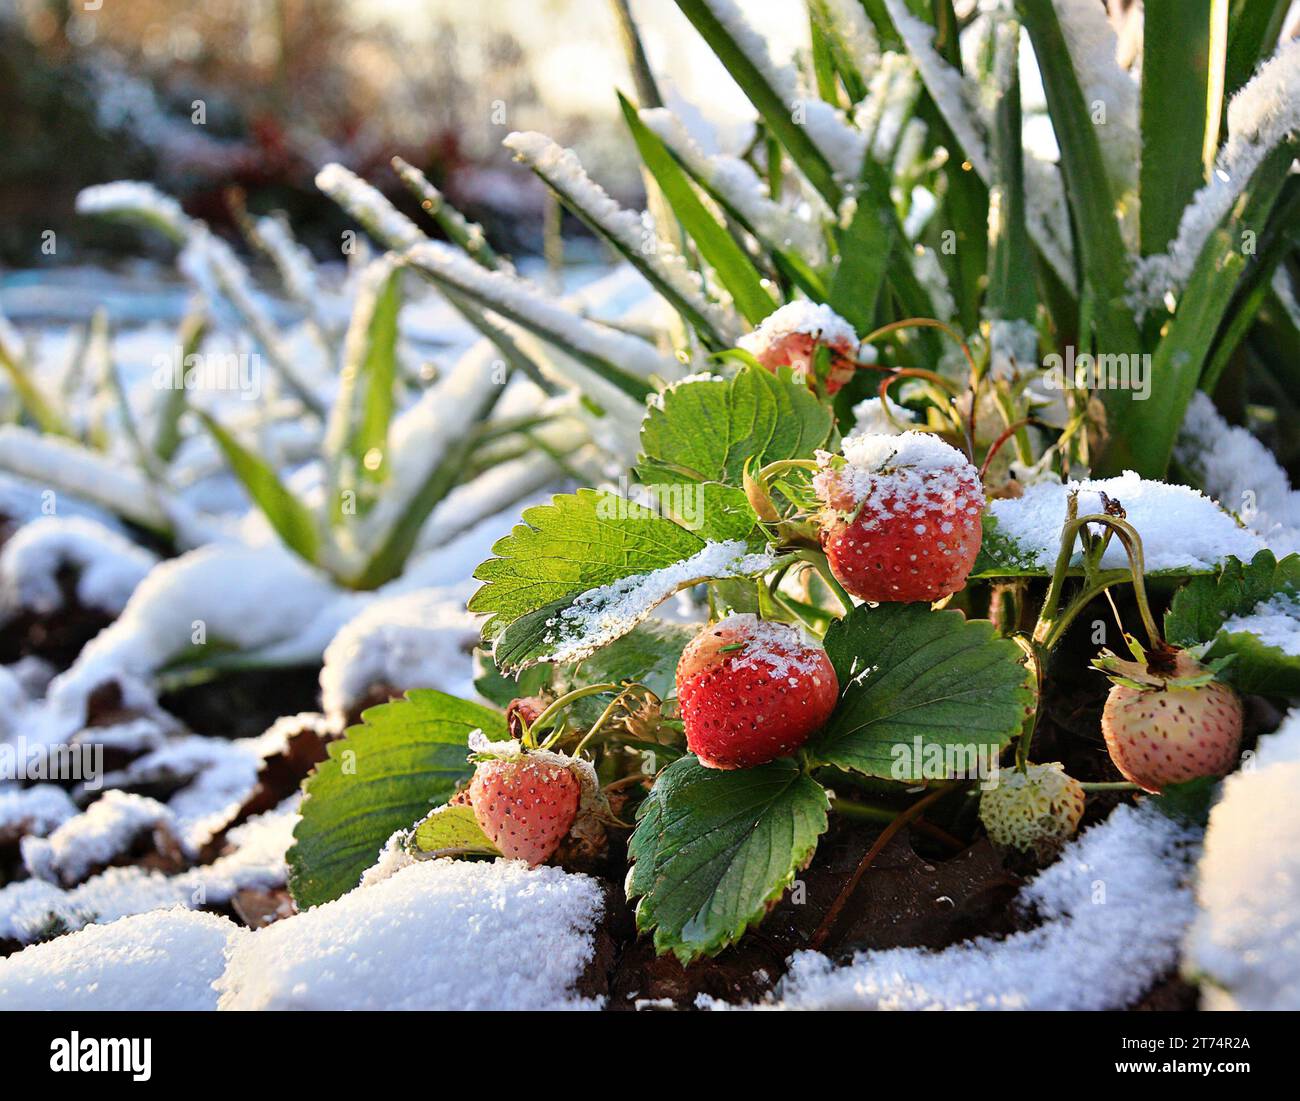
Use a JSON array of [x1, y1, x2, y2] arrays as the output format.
[[1078, 781, 1141, 792], [523, 683, 619, 750], [570, 683, 656, 757], [794, 548, 855, 615]]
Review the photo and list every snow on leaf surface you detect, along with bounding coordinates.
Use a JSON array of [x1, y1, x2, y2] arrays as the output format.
[[1177, 391, 1300, 556], [978, 471, 1265, 576], [469, 488, 772, 670], [218, 858, 605, 1010], [0, 909, 241, 1011], [1165, 550, 1300, 695]]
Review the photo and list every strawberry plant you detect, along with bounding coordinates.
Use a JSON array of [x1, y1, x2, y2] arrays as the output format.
[[282, 0, 1300, 971]]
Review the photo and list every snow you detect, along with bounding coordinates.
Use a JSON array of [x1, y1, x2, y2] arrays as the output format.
[[706, 613, 825, 679], [504, 132, 739, 341], [404, 240, 678, 383], [0, 908, 241, 1011], [738, 301, 859, 361], [985, 470, 1266, 572], [0, 800, 299, 943], [1221, 594, 1300, 655], [1185, 710, 1300, 1009], [0, 785, 78, 839], [315, 163, 425, 251], [74, 181, 193, 241], [99, 736, 271, 856], [754, 804, 1198, 1010], [0, 516, 157, 620], [1176, 391, 1300, 556], [539, 540, 776, 664], [639, 108, 826, 260], [46, 542, 338, 733], [815, 430, 983, 520], [848, 396, 906, 436], [1051, 0, 1139, 202], [1128, 38, 1300, 309], [215, 858, 606, 1010], [253, 214, 322, 310], [0, 426, 173, 534], [21, 791, 173, 887], [698, 0, 798, 104], [319, 587, 481, 724]]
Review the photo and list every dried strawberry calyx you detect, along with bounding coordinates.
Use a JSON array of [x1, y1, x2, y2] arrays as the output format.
[[1091, 642, 1233, 691]]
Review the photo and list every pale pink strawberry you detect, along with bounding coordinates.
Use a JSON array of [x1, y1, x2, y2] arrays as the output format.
[[1097, 648, 1244, 794], [469, 755, 581, 865]]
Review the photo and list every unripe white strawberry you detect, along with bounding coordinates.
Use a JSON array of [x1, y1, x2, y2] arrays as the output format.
[[978, 762, 1085, 859], [1098, 648, 1243, 794]]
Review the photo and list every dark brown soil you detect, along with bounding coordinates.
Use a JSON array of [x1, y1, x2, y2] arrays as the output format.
[[158, 664, 322, 740]]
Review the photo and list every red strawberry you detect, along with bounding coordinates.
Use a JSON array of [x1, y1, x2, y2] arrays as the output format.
[[469, 755, 581, 865], [814, 431, 984, 602], [1097, 647, 1243, 793], [676, 614, 839, 769], [738, 302, 861, 394]]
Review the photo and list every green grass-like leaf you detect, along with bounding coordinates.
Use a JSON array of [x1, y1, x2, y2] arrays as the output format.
[[197, 411, 321, 566], [626, 755, 829, 963], [673, 0, 842, 206], [620, 92, 777, 325], [288, 690, 506, 908], [810, 603, 1034, 779]]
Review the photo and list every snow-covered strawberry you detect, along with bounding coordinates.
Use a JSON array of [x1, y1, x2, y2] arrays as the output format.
[[1097, 648, 1243, 794], [738, 301, 861, 393], [676, 613, 839, 770], [469, 755, 581, 865], [979, 762, 1085, 859], [813, 431, 984, 602]]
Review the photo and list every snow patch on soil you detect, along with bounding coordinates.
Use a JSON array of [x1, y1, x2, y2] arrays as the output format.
[[1184, 711, 1300, 1009], [216, 858, 605, 1010], [716, 804, 1197, 1010], [320, 587, 481, 724], [0, 908, 241, 1011], [0, 516, 158, 620]]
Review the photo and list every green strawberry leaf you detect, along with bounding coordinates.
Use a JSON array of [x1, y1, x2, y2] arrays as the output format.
[[409, 804, 500, 859], [626, 755, 829, 963], [1150, 777, 1219, 828], [637, 364, 835, 488], [1166, 551, 1300, 695], [288, 690, 506, 908], [469, 489, 773, 672], [809, 603, 1034, 780]]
